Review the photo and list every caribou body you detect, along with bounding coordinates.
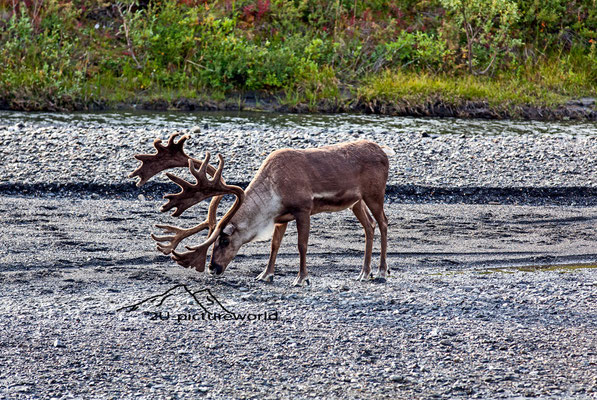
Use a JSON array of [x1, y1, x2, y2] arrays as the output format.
[[130, 134, 392, 286]]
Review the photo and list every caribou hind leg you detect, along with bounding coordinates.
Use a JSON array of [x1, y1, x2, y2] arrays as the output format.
[[363, 195, 389, 280], [352, 200, 376, 281]]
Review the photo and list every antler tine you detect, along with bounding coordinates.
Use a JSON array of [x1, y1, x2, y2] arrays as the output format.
[[171, 243, 211, 272], [151, 221, 210, 255], [171, 223, 221, 272], [188, 152, 210, 184], [189, 152, 224, 184], [212, 154, 225, 183], [167, 132, 182, 147], [161, 152, 242, 218], [164, 171, 191, 190], [197, 151, 211, 177], [153, 137, 167, 150], [151, 196, 221, 254], [129, 132, 192, 187]]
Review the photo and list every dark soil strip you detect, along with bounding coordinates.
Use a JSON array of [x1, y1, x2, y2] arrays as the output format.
[[19, 95, 594, 122], [2, 182, 597, 206]]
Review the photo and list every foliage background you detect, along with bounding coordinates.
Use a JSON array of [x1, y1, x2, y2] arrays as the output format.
[[0, 0, 595, 111]]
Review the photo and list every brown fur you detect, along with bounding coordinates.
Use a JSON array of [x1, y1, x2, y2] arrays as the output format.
[[210, 140, 390, 285]]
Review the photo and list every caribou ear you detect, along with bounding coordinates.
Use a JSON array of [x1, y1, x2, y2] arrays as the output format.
[[222, 224, 236, 236]]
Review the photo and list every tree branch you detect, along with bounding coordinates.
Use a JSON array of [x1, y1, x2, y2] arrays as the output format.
[[115, 2, 142, 70]]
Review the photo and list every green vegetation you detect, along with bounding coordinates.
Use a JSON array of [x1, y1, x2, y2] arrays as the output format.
[[0, 0, 595, 114]]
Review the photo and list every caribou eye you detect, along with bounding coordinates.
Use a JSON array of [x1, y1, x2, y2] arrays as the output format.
[[220, 237, 230, 247]]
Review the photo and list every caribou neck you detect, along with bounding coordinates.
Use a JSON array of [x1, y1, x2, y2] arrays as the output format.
[[229, 178, 282, 243]]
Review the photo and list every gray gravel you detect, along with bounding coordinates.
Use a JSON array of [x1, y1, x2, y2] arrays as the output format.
[[1, 111, 597, 399], [1, 197, 596, 399], [1, 111, 596, 188]]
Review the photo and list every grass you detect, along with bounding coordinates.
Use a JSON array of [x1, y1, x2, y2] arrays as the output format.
[[1, 35, 594, 114], [3, 64, 593, 114], [358, 67, 594, 110], [87, 56, 594, 114]]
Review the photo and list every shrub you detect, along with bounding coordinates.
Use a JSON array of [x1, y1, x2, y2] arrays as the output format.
[[440, 0, 522, 75], [382, 31, 450, 71]]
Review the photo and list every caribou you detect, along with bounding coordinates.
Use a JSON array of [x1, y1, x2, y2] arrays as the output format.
[[130, 133, 392, 286]]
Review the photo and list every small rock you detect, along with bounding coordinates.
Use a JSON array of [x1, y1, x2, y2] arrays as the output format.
[[390, 375, 407, 383]]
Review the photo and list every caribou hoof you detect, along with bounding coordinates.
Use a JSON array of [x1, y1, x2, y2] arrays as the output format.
[[372, 270, 388, 283], [356, 270, 373, 281], [256, 272, 274, 283], [292, 276, 310, 287]]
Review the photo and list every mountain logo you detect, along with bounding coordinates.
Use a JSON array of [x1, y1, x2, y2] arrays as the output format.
[[116, 284, 278, 322]]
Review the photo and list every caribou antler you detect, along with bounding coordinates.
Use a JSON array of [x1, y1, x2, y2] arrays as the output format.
[[151, 195, 221, 254], [130, 132, 225, 235], [129, 133, 193, 187], [129, 132, 223, 186], [168, 153, 245, 272], [161, 152, 242, 217], [130, 135, 245, 273]]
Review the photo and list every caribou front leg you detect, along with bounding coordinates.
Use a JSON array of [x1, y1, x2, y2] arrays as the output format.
[[256, 223, 288, 282]]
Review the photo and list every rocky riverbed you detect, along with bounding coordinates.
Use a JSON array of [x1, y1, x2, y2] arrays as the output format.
[[1, 111, 596, 192], [0, 111, 596, 399]]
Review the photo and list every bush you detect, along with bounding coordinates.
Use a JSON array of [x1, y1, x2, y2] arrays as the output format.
[[440, 0, 522, 75], [0, 2, 86, 109], [381, 31, 450, 71]]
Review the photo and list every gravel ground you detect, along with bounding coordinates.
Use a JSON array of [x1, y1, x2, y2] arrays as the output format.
[[1, 112, 597, 399], [1, 197, 597, 399], [1, 111, 596, 189]]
